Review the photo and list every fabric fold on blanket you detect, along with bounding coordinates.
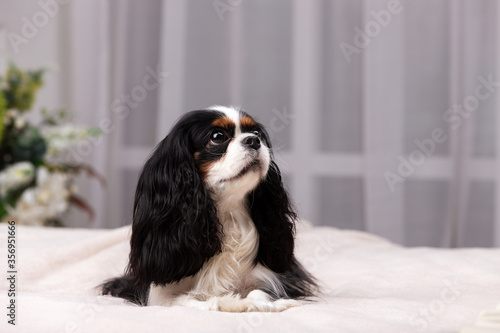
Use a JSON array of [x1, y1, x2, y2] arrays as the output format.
[[1, 222, 500, 333]]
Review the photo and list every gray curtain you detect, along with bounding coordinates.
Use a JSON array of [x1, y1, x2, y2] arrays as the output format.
[[2, 0, 499, 247]]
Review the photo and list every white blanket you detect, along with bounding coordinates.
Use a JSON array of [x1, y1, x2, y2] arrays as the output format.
[[1, 222, 499, 333]]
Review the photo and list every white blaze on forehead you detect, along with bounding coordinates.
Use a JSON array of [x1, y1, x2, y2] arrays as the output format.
[[204, 106, 270, 199], [207, 105, 242, 135]]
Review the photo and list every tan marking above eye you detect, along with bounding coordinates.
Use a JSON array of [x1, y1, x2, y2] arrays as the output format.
[[212, 117, 235, 129], [240, 116, 256, 128]]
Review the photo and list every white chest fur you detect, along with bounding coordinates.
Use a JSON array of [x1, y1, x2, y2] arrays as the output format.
[[147, 201, 265, 306], [191, 206, 259, 299]]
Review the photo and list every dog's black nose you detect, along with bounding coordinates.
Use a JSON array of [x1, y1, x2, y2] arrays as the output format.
[[244, 136, 261, 150]]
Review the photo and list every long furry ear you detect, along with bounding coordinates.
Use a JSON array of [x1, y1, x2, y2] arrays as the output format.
[[249, 160, 296, 273], [249, 157, 318, 298], [127, 126, 221, 287]]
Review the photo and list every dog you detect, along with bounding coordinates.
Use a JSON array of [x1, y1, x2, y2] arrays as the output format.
[[101, 106, 317, 312]]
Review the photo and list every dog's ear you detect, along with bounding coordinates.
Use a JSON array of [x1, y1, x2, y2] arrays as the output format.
[[248, 127, 296, 273], [127, 122, 220, 286]]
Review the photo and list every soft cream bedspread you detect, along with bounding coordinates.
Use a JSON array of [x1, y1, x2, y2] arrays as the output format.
[[0, 222, 499, 333]]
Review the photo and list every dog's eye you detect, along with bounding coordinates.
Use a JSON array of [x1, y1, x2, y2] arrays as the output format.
[[252, 130, 260, 137], [210, 131, 228, 145]]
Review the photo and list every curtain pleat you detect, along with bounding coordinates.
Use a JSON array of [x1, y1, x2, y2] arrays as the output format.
[[40, 0, 499, 247]]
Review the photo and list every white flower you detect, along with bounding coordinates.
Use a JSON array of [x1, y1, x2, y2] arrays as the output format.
[[19, 188, 36, 206], [41, 125, 102, 164], [0, 162, 35, 197], [7, 201, 48, 226], [37, 166, 49, 184], [7, 167, 72, 226], [14, 117, 25, 129], [5, 109, 18, 120]]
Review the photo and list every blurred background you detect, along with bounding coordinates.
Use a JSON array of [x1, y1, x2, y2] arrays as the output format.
[[0, 0, 499, 248]]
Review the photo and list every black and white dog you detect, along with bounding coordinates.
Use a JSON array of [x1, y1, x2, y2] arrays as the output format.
[[101, 106, 317, 312]]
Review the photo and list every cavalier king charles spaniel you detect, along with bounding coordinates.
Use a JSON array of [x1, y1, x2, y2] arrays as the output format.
[[101, 106, 317, 312]]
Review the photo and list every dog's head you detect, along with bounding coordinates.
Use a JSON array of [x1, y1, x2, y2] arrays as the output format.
[[127, 106, 296, 286]]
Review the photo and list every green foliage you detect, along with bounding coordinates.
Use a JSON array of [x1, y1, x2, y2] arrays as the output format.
[[0, 202, 7, 221], [0, 63, 102, 226], [0, 177, 35, 219], [3, 64, 45, 112], [0, 65, 47, 170], [41, 108, 70, 126], [0, 125, 47, 170], [0, 91, 5, 143], [13, 127, 47, 165], [0, 167, 36, 220], [44, 218, 64, 227]]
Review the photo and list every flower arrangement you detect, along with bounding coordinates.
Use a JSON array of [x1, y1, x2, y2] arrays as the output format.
[[0, 64, 102, 226]]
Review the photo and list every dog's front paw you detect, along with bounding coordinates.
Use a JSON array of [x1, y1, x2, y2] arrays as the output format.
[[272, 298, 302, 311], [175, 291, 303, 312], [214, 290, 302, 312]]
